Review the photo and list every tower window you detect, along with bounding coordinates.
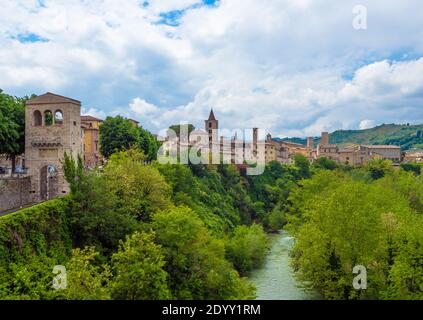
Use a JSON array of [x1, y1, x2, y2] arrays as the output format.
[[34, 110, 42, 126], [209, 122, 212, 128], [44, 110, 53, 126], [54, 110, 63, 125]]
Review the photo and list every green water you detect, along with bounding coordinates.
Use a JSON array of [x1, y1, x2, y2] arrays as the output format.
[[249, 230, 320, 300]]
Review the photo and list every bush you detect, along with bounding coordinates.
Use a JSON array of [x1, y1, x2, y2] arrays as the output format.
[[111, 232, 171, 300], [226, 224, 269, 274]]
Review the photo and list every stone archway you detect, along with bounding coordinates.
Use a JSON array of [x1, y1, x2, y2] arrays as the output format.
[[40, 164, 58, 201]]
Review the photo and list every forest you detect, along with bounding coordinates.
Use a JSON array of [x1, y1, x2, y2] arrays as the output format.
[[0, 147, 421, 299]]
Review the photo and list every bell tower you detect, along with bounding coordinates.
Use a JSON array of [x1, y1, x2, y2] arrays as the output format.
[[25, 92, 82, 202], [205, 109, 218, 146]]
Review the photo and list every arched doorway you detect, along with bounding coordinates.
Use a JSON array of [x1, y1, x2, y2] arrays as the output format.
[[40, 165, 58, 201]]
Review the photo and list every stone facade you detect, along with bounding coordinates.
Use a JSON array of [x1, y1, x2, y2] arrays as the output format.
[[403, 150, 423, 163], [0, 177, 31, 212], [314, 132, 401, 165], [25, 92, 82, 202], [265, 134, 313, 164], [81, 115, 103, 168]]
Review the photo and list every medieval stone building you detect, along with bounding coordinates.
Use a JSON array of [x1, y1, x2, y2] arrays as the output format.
[[314, 131, 402, 165], [25, 92, 83, 202]]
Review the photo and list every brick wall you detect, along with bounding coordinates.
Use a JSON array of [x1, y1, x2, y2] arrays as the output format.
[[0, 177, 32, 213]]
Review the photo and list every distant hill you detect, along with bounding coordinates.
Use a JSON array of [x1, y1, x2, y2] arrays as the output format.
[[277, 124, 423, 151]]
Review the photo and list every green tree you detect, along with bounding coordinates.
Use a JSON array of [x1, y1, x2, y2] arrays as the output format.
[[287, 170, 419, 300], [365, 158, 393, 180], [152, 206, 255, 299], [99, 116, 141, 158], [139, 126, 160, 160], [62, 152, 139, 255], [168, 124, 195, 139], [0, 90, 27, 172], [294, 153, 311, 179], [62, 152, 85, 195], [313, 156, 338, 170], [110, 232, 171, 300], [60, 247, 112, 300], [400, 162, 421, 175], [267, 203, 287, 231], [226, 224, 269, 274], [104, 149, 171, 221]]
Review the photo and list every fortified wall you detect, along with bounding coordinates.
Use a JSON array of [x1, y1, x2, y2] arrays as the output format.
[[0, 177, 31, 213]]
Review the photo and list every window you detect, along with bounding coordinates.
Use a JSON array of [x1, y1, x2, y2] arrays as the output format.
[[44, 110, 53, 126], [34, 110, 42, 126], [209, 122, 212, 128], [54, 110, 63, 125]]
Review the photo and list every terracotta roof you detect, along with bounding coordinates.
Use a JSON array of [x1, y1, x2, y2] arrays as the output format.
[[81, 115, 103, 122], [128, 118, 139, 124], [26, 92, 81, 106]]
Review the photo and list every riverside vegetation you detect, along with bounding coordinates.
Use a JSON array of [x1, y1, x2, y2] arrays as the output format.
[[0, 111, 422, 299], [0, 147, 305, 300]]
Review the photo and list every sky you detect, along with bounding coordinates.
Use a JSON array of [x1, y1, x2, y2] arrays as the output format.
[[1, 0, 423, 138]]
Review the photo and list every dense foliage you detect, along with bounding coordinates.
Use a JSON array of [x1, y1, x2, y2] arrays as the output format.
[[99, 116, 159, 160], [1, 142, 422, 300], [0, 149, 309, 300], [287, 159, 423, 300], [0, 90, 29, 172]]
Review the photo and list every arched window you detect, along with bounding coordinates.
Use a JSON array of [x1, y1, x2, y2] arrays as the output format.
[[54, 110, 63, 125], [34, 110, 42, 126], [44, 110, 53, 126]]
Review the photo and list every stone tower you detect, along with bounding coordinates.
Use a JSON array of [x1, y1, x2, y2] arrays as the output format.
[[25, 93, 82, 202], [205, 109, 218, 146], [321, 132, 330, 145], [307, 137, 314, 149]]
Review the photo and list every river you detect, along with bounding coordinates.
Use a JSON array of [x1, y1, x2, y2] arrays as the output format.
[[249, 230, 320, 300]]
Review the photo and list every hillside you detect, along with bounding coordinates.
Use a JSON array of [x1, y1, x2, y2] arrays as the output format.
[[279, 124, 423, 150]]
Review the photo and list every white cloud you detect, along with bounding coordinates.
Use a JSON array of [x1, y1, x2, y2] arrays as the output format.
[[82, 107, 107, 120], [0, 0, 422, 137], [130, 97, 159, 115], [359, 120, 376, 130]]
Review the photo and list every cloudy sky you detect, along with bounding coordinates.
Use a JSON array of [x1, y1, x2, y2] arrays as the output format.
[[1, 0, 423, 137]]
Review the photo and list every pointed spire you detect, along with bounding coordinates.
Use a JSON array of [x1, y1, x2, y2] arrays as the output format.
[[208, 108, 216, 121]]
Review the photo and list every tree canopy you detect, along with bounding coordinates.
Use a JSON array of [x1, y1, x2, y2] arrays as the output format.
[[99, 116, 159, 160], [0, 90, 27, 171]]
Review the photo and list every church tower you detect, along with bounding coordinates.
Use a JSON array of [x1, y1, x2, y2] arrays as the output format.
[[205, 109, 218, 145]]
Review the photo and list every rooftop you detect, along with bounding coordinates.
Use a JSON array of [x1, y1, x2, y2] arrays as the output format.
[[81, 115, 103, 122], [128, 118, 140, 124], [362, 145, 401, 149], [26, 92, 81, 106]]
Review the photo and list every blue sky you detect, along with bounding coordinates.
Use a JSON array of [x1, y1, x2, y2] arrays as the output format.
[[1, 0, 423, 137]]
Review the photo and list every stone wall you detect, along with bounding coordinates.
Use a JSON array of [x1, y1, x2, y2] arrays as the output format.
[[0, 177, 32, 213]]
